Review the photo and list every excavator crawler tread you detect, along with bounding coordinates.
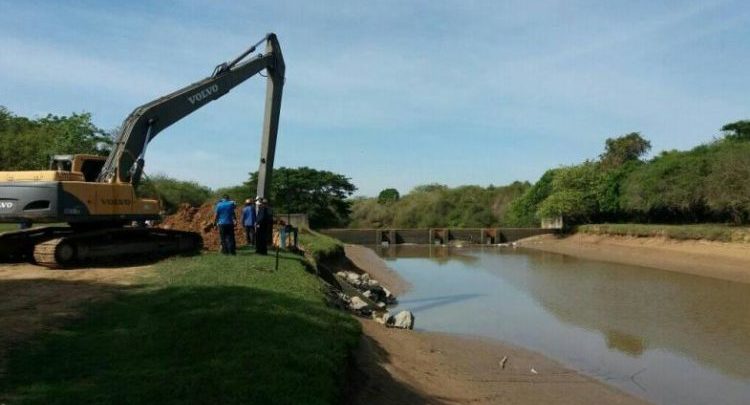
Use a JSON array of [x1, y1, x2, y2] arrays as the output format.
[[32, 238, 66, 268]]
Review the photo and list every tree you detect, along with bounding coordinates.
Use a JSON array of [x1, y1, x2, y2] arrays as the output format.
[[377, 188, 400, 204], [620, 149, 710, 221], [0, 106, 111, 171], [704, 143, 750, 224], [504, 170, 557, 226], [245, 167, 357, 228], [536, 162, 604, 224], [721, 120, 750, 141], [537, 190, 594, 223], [138, 174, 213, 214], [600, 132, 651, 168]]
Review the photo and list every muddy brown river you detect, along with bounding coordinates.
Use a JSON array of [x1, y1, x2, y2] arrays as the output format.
[[375, 245, 750, 405]]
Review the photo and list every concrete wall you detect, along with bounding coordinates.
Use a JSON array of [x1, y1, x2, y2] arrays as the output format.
[[278, 213, 309, 229], [541, 216, 564, 229], [319, 227, 557, 245]]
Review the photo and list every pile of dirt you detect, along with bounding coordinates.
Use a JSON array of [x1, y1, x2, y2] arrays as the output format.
[[160, 203, 285, 251], [160, 203, 237, 251]]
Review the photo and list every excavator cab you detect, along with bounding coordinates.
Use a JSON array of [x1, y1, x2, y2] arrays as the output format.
[[49, 155, 107, 182]]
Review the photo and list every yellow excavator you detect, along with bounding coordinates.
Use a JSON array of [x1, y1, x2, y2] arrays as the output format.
[[0, 33, 285, 267]]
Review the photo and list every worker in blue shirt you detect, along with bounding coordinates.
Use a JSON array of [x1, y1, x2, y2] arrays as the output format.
[[214, 195, 237, 255], [241, 198, 257, 246]]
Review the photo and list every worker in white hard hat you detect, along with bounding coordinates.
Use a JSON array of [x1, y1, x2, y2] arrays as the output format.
[[241, 198, 256, 247]]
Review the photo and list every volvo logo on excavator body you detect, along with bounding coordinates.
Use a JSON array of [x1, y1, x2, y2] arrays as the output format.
[[0, 201, 14, 210], [188, 84, 220, 105]]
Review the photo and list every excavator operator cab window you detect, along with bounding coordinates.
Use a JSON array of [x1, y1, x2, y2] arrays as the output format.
[[49, 156, 73, 172], [80, 159, 106, 182]]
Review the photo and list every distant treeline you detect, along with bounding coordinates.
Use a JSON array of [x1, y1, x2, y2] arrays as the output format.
[[3, 106, 748, 227], [348, 182, 530, 228], [504, 121, 750, 226], [350, 120, 750, 228]]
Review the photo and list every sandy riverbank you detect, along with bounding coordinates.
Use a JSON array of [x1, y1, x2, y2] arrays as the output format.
[[516, 233, 750, 284], [343, 244, 647, 405]]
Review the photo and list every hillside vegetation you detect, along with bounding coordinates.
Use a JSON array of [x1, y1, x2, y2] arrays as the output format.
[[348, 182, 530, 228], [504, 121, 750, 227]]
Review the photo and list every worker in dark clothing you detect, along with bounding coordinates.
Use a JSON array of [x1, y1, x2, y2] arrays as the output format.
[[214, 195, 237, 255], [255, 198, 272, 255], [241, 198, 256, 246]]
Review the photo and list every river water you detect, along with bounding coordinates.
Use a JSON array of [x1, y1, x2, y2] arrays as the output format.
[[373, 245, 750, 405]]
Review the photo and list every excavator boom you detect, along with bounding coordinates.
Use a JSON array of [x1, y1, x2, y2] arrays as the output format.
[[100, 33, 285, 199]]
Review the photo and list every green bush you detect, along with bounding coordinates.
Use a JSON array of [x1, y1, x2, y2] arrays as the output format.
[[139, 174, 213, 214]]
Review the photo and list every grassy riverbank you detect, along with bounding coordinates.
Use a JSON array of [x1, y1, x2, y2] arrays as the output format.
[[578, 223, 750, 243], [0, 241, 360, 404]]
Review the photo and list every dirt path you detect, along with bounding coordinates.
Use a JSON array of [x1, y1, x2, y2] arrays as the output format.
[[0, 263, 152, 376], [344, 244, 647, 405], [517, 233, 750, 284]]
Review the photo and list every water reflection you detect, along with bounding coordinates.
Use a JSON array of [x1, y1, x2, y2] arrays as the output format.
[[375, 244, 478, 265], [605, 330, 645, 357], [398, 293, 483, 312], [508, 249, 750, 379], [376, 245, 750, 405]]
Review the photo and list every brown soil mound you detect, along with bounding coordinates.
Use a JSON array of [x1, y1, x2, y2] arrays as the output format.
[[160, 203, 244, 251], [160, 203, 285, 251]]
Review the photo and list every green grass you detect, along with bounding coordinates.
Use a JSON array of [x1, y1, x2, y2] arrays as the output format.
[[0, 223, 17, 232], [578, 223, 750, 243], [298, 228, 344, 264], [1, 244, 360, 404], [0, 223, 68, 233]]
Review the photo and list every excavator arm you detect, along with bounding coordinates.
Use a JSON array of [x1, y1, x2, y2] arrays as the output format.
[[98, 33, 285, 199]]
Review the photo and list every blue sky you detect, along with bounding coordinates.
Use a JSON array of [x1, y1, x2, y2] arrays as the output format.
[[1, 0, 749, 196]]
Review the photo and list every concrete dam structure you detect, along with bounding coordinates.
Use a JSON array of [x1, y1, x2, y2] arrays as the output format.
[[319, 228, 556, 245]]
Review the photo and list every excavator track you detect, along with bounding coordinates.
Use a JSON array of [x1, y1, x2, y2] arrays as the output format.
[[0, 226, 74, 263], [32, 238, 75, 268], [2, 227, 202, 269]]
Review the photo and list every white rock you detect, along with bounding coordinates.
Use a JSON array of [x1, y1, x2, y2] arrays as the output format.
[[346, 273, 361, 285], [362, 290, 372, 298], [350, 296, 368, 311], [387, 310, 415, 329], [377, 302, 386, 308], [367, 279, 380, 287], [382, 287, 392, 299], [360, 273, 370, 283], [373, 312, 389, 324], [336, 271, 348, 278]]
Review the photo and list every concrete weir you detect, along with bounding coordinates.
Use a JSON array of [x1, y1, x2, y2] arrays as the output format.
[[319, 228, 556, 245]]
